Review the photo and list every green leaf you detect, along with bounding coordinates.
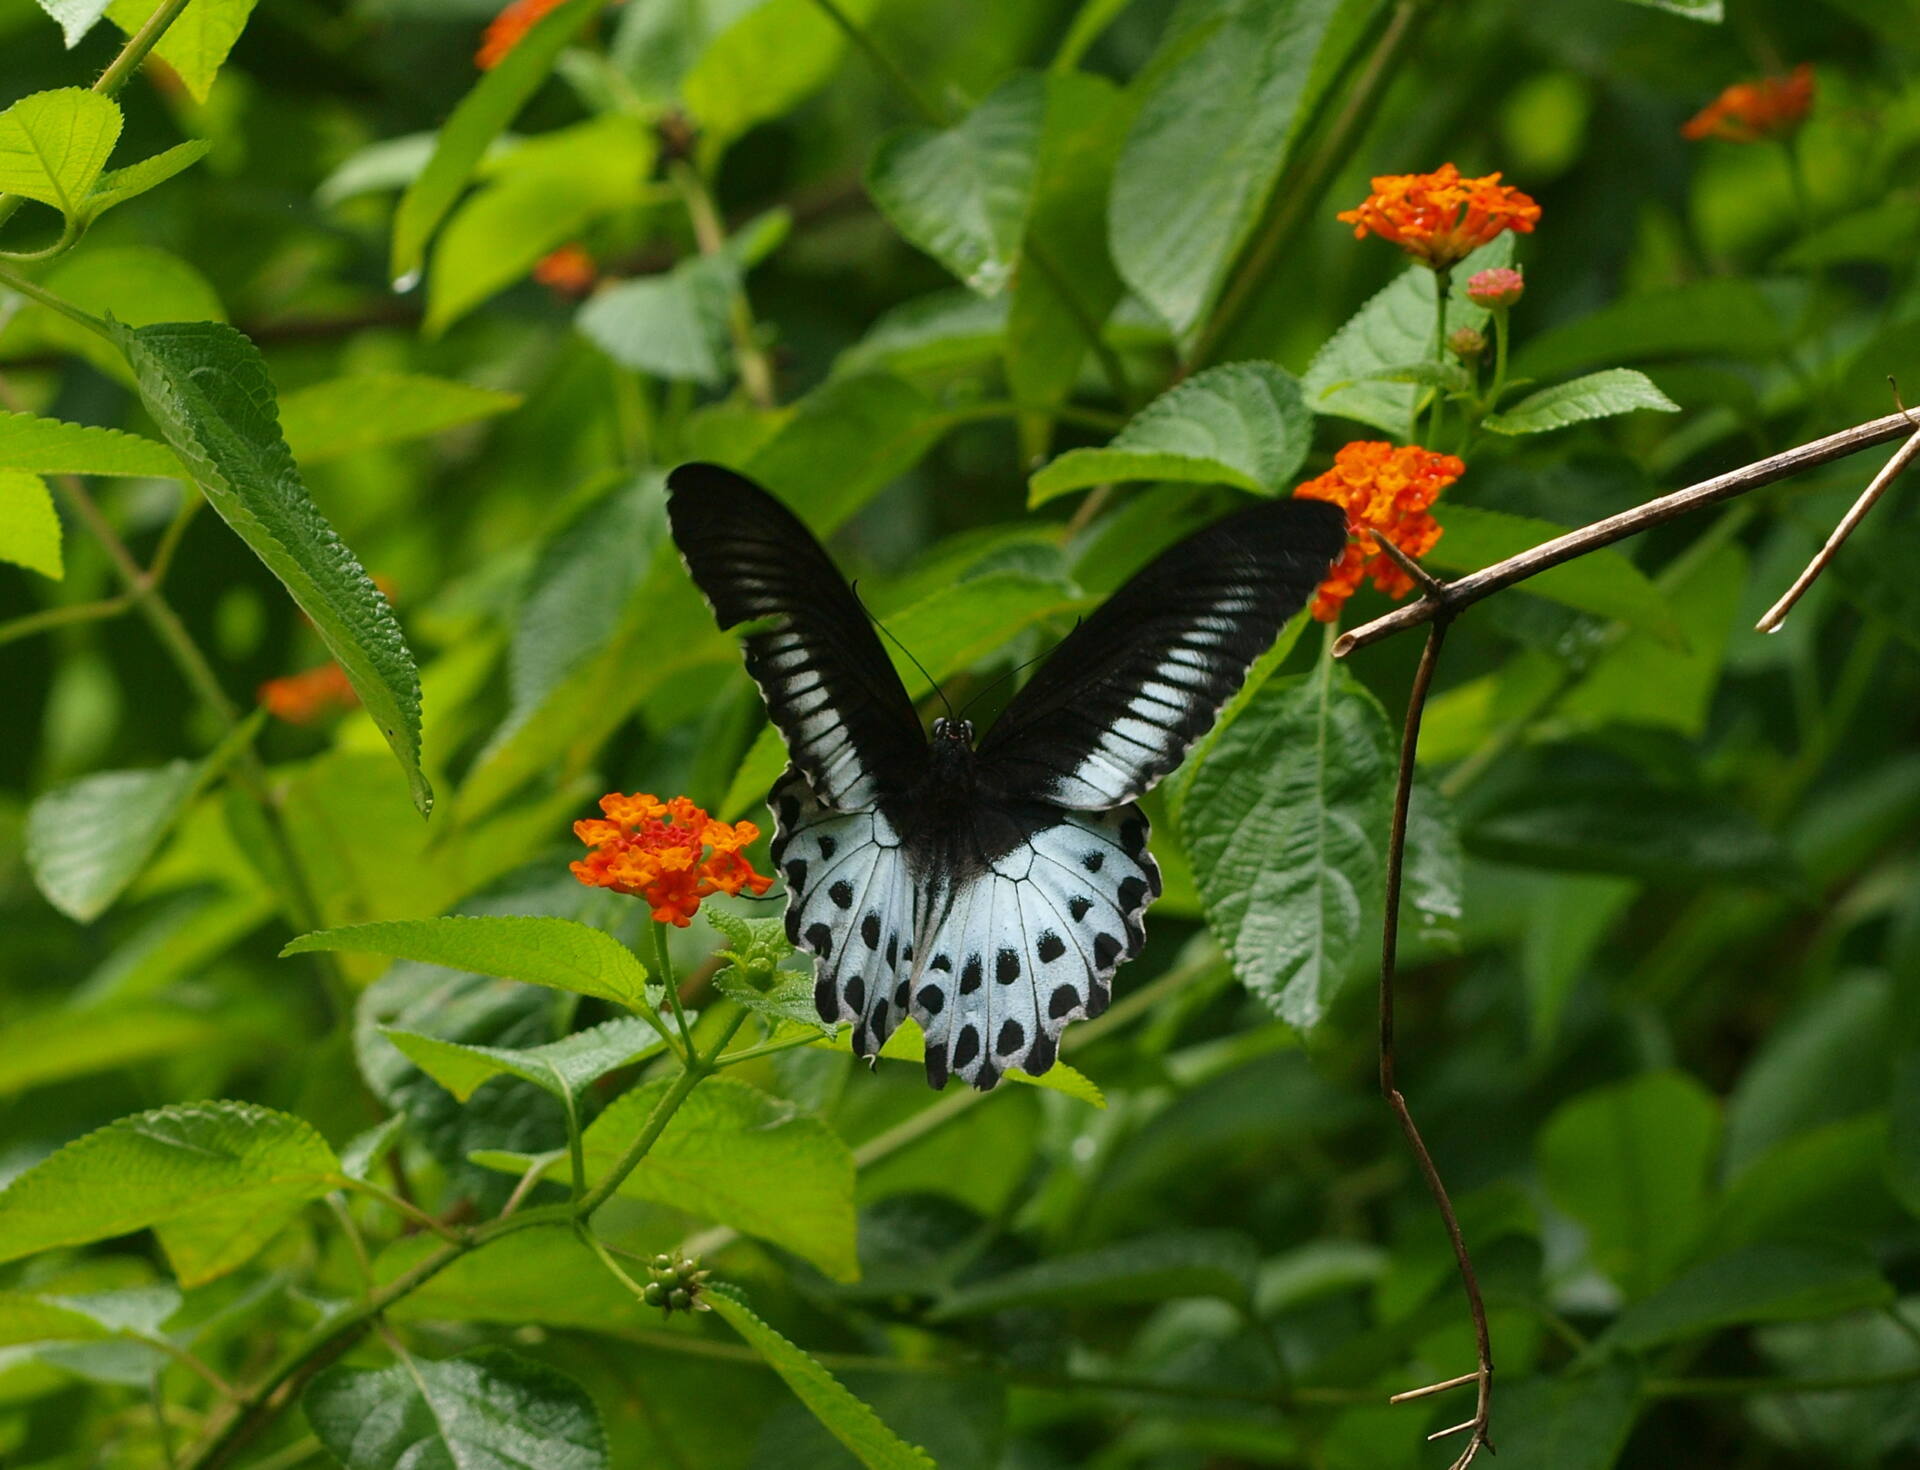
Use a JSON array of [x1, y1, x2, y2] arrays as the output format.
[[704, 1285, 934, 1470], [681, 0, 880, 155], [867, 72, 1045, 296], [578, 254, 739, 385], [1467, 780, 1794, 887], [1028, 362, 1313, 505], [931, 1230, 1256, 1319], [812, 1016, 1105, 1108], [1514, 278, 1788, 380], [0, 410, 184, 479], [1428, 503, 1678, 642], [1483, 368, 1680, 435], [1350, 359, 1473, 392], [1615, 0, 1722, 20], [110, 319, 431, 815], [106, 0, 258, 102], [1303, 236, 1512, 435], [738, 373, 941, 533], [1521, 874, 1638, 1060], [1490, 1366, 1640, 1470], [276, 373, 523, 464], [283, 916, 655, 1013], [1005, 71, 1127, 410], [1606, 1246, 1892, 1351], [1778, 195, 1920, 269], [0, 88, 120, 223], [1538, 1070, 1719, 1297], [1404, 774, 1463, 950], [390, 0, 611, 283], [381, 1015, 670, 1104], [571, 1075, 857, 1281], [80, 140, 211, 225], [303, 1347, 608, 1470], [26, 761, 199, 922], [0, 469, 61, 579], [0, 1294, 115, 1348], [1109, 0, 1345, 339], [838, 290, 1008, 378], [1705, 1115, 1897, 1254], [427, 115, 652, 334], [0, 1004, 225, 1098], [1052, 0, 1133, 71], [0, 1101, 341, 1285], [1180, 662, 1394, 1031]]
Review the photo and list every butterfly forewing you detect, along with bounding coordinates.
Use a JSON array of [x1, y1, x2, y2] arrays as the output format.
[[666, 464, 925, 810], [974, 499, 1347, 809]]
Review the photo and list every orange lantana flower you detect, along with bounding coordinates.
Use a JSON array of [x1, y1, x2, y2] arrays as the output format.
[[1292, 442, 1464, 622], [571, 792, 774, 926], [260, 663, 359, 724], [1337, 164, 1540, 271], [534, 244, 597, 295], [477, 0, 566, 69], [1682, 64, 1815, 143]]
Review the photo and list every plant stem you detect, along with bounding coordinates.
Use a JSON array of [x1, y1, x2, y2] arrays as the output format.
[[654, 923, 696, 1058], [1425, 268, 1451, 446], [0, 594, 133, 646], [668, 159, 778, 409]]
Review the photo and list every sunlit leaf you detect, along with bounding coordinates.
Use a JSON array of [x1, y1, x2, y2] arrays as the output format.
[[0, 469, 61, 579]]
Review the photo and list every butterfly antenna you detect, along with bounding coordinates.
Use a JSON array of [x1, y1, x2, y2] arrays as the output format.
[[853, 581, 956, 721], [958, 617, 1081, 720]]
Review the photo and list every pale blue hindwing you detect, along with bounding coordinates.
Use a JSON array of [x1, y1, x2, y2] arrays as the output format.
[[769, 767, 1160, 1090]]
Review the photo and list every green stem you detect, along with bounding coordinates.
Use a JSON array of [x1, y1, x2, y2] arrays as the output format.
[[0, 594, 133, 646], [654, 923, 696, 1057], [338, 1177, 462, 1243], [1488, 303, 1511, 409], [0, 262, 113, 336], [1425, 267, 1450, 447], [668, 159, 778, 409]]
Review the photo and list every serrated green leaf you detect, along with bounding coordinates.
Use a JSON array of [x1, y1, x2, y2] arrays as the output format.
[[0, 410, 184, 478], [26, 761, 199, 922], [931, 1230, 1256, 1319], [390, 0, 612, 282], [0, 469, 61, 579], [1180, 663, 1393, 1031], [1606, 1246, 1891, 1351], [867, 72, 1045, 297], [0, 87, 119, 227], [813, 1016, 1104, 1108], [717, 971, 830, 1033], [110, 319, 430, 815], [0, 1102, 341, 1285], [681, 0, 879, 155], [1109, 0, 1346, 339], [1350, 359, 1472, 392], [1029, 362, 1312, 505], [303, 1347, 608, 1470], [81, 139, 211, 224], [1303, 236, 1511, 435], [705, 1285, 934, 1470], [276, 372, 523, 464], [284, 916, 654, 1013], [106, 0, 258, 102], [381, 1014, 670, 1103], [1484, 368, 1680, 435]]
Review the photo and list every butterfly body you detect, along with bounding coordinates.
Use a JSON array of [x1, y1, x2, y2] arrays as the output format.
[[666, 463, 1345, 1090]]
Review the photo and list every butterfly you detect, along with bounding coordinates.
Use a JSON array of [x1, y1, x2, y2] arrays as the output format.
[[666, 463, 1347, 1091]]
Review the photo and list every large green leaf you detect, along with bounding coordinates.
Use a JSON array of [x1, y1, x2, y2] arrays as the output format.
[[867, 72, 1045, 296], [0, 88, 119, 225], [705, 1285, 934, 1470], [110, 320, 430, 815], [1891, 1050, 1920, 1219], [389, 0, 612, 282], [681, 0, 880, 154], [1109, 0, 1345, 339], [1303, 236, 1512, 436], [304, 1347, 608, 1470], [0, 469, 60, 579], [381, 1015, 670, 1103], [1513, 278, 1789, 380], [1483, 368, 1680, 435], [739, 373, 941, 533], [1606, 1246, 1893, 1351], [577, 254, 739, 385], [276, 373, 523, 464], [931, 1230, 1256, 1318], [0, 410, 184, 478], [1180, 661, 1393, 1030], [0, 1102, 340, 1285], [105, 0, 259, 102], [284, 916, 655, 1012], [1538, 1070, 1719, 1297], [1029, 362, 1313, 505], [26, 761, 200, 922]]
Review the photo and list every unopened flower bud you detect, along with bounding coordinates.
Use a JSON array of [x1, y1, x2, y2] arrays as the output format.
[[643, 1281, 666, 1306], [1448, 326, 1487, 362], [668, 1288, 692, 1311], [1466, 267, 1524, 309]]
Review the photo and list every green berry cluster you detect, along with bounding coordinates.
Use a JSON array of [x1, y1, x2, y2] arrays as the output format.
[[640, 1251, 712, 1315]]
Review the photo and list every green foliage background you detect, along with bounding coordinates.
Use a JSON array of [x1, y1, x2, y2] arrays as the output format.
[[2, 0, 1919, 1466]]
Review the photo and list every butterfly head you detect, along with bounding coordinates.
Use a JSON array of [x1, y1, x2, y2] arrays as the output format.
[[931, 716, 975, 747]]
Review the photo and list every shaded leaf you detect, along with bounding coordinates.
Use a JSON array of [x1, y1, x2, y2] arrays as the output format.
[[1514, 278, 1789, 380], [578, 254, 739, 385], [1490, 1365, 1640, 1469], [931, 1230, 1256, 1319], [26, 761, 200, 922], [681, 0, 880, 153], [276, 373, 523, 464], [80, 140, 211, 224], [381, 1015, 670, 1104], [0, 469, 61, 578], [0, 1004, 225, 1098], [1029, 362, 1313, 505], [1607, 1246, 1893, 1351], [1483, 368, 1680, 435]]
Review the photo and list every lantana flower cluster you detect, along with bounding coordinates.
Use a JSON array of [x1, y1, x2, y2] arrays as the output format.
[[571, 792, 773, 926], [1682, 64, 1815, 143], [259, 662, 359, 724], [1337, 163, 1540, 271], [1292, 443, 1464, 622]]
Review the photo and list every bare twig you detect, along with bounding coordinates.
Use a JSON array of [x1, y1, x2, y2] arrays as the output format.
[[1376, 617, 1494, 1468], [1334, 408, 1920, 657], [1371, 531, 1449, 600], [1755, 413, 1920, 632]]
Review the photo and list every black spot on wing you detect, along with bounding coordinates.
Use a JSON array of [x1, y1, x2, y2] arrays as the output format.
[[818, 835, 837, 860], [1049, 985, 1080, 1019], [961, 956, 983, 993], [861, 912, 881, 949], [1068, 896, 1092, 922], [953, 1025, 980, 1070], [996, 948, 1021, 984], [1037, 930, 1065, 963], [805, 922, 833, 960], [829, 879, 853, 909], [997, 1019, 1025, 1055]]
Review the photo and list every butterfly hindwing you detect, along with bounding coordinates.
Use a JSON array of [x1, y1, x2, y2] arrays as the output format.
[[667, 464, 925, 810], [975, 498, 1347, 809]]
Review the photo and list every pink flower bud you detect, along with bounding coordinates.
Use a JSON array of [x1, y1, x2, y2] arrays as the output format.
[[1466, 266, 1525, 309]]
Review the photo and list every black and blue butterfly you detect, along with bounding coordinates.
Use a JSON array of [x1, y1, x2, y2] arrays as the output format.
[[667, 464, 1346, 1091]]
